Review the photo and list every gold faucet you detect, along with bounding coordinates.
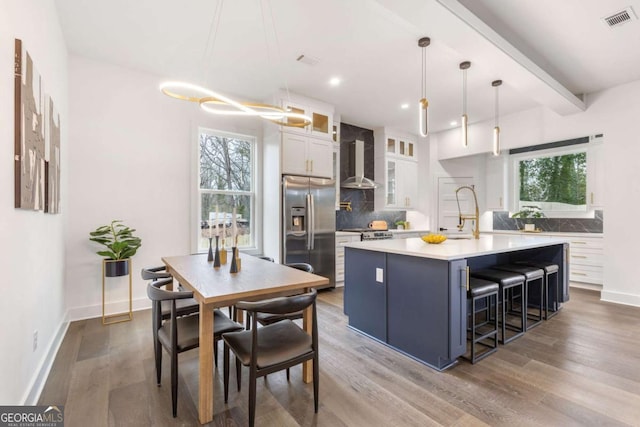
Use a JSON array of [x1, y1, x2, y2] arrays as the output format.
[[339, 201, 352, 212], [455, 185, 480, 239]]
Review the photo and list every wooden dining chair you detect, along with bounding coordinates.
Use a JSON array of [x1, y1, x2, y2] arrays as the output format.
[[222, 289, 319, 427], [147, 278, 243, 417]]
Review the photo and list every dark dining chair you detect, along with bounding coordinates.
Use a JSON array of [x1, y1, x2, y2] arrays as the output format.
[[147, 278, 243, 417], [222, 289, 319, 427], [252, 263, 313, 326], [141, 266, 199, 319]]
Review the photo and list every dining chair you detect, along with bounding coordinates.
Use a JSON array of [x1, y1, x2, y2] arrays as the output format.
[[141, 266, 199, 319], [147, 278, 243, 417], [222, 289, 319, 427], [252, 263, 313, 325]]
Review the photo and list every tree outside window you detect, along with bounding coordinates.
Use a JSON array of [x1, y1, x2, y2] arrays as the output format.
[[516, 151, 587, 213], [198, 129, 255, 251]]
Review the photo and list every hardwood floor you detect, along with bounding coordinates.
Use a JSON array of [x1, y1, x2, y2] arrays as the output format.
[[39, 287, 640, 426]]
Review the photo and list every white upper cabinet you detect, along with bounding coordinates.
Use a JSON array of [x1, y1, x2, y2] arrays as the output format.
[[485, 154, 508, 210], [281, 99, 334, 141], [586, 137, 604, 209], [282, 133, 333, 178], [374, 128, 419, 211], [278, 93, 336, 178]]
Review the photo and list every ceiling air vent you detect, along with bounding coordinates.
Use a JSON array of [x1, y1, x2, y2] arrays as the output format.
[[602, 6, 637, 28]]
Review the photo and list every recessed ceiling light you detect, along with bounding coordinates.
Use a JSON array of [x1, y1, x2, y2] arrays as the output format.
[[329, 77, 341, 86], [400, 103, 409, 109], [450, 121, 458, 126]]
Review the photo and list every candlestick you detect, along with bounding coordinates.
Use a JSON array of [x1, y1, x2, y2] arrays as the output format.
[[207, 237, 213, 262], [229, 247, 238, 273], [215, 205, 219, 237], [232, 207, 237, 243], [220, 237, 227, 265], [213, 236, 221, 267]]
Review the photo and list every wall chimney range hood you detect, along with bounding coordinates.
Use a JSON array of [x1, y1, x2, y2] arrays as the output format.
[[341, 139, 379, 189]]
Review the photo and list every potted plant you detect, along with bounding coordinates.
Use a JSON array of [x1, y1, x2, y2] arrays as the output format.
[[89, 220, 142, 277], [512, 206, 545, 231], [395, 220, 406, 230]]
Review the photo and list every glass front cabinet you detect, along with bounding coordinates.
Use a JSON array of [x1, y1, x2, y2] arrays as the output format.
[[375, 128, 419, 211]]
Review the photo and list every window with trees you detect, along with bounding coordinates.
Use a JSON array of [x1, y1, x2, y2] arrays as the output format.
[[198, 129, 256, 252], [512, 148, 587, 215]]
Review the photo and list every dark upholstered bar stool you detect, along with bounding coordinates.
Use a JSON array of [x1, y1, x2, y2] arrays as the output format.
[[494, 264, 544, 330], [517, 261, 560, 320], [464, 277, 499, 363], [471, 269, 526, 344]]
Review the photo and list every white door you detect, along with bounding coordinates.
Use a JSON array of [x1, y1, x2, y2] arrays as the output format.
[[437, 177, 475, 233]]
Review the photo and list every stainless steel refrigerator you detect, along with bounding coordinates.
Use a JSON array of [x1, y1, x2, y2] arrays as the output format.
[[282, 175, 336, 288]]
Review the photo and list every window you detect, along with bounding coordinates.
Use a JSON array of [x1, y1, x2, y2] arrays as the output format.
[[197, 129, 258, 252], [512, 147, 587, 216]]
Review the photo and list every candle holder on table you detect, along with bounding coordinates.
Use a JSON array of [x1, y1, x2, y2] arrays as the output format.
[[213, 236, 221, 268], [230, 247, 239, 273]]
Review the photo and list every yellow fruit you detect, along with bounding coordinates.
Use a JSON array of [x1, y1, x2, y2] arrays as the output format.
[[421, 233, 447, 244]]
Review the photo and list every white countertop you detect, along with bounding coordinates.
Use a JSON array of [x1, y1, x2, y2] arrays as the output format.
[[488, 230, 603, 238], [389, 229, 429, 235], [344, 234, 569, 261], [336, 229, 429, 237]]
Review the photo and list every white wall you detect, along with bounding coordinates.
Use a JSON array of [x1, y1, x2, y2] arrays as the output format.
[[66, 56, 263, 320], [0, 1, 68, 404], [431, 79, 640, 306]]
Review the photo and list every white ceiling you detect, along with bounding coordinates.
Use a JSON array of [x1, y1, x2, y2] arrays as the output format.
[[54, 0, 640, 134]]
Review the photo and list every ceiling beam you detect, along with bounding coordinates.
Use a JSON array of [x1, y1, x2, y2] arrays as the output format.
[[436, 0, 586, 115]]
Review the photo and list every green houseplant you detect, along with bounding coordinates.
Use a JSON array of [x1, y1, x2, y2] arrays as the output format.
[[89, 220, 142, 277], [512, 206, 545, 231]]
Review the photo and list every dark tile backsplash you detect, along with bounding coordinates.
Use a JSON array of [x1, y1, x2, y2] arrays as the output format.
[[336, 123, 405, 230], [493, 210, 603, 233]]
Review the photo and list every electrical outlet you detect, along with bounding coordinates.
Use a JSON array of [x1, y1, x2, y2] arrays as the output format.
[[33, 330, 38, 352], [375, 268, 384, 283]]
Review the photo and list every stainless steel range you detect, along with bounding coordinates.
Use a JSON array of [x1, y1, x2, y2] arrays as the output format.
[[339, 229, 394, 241]]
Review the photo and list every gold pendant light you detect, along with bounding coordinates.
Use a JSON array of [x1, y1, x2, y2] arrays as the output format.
[[492, 79, 502, 156], [460, 61, 471, 147], [418, 37, 430, 137], [159, 0, 311, 127]]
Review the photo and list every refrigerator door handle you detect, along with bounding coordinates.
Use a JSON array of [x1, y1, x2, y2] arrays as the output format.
[[306, 193, 313, 250], [309, 193, 315, 250]]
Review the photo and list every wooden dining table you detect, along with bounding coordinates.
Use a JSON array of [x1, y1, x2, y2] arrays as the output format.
[[162, 253, 329, 424]]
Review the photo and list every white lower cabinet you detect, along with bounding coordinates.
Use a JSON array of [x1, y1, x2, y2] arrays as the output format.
[[567, 236, 604, 286], [335, 233, 361, 285]]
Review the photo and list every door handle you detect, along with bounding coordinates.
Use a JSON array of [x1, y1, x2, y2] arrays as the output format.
[[305, 194, 312, 250], [309, 195, 316, 249]]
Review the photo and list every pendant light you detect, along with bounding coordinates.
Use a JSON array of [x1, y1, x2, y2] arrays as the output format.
[[418, 37, 430, 137], [492, 79, 502, 156], [460, 61, 470, 147], [159, 0, 311, 127]]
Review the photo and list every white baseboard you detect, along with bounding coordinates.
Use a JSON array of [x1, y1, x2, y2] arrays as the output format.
[[67, 297, 151, 322], [22, 317, 69, 405], [600, 290, 640, 308]]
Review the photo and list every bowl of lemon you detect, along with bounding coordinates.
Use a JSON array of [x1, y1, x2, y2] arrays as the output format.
[[421, 233, 447, 244]]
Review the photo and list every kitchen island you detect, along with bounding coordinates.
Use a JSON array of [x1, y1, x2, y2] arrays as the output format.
[[343, 234, 569, 370]]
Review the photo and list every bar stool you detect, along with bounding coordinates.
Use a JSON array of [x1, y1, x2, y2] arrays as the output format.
[[471, 269, 526, 344], [517, 262, 560, 320], [464, 277, 499, 363], [494, 264, 544, 330]]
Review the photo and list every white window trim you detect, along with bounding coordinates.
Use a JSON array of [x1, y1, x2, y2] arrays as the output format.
[[509, 145, 594, 219], [191, 127, 262, 255]]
